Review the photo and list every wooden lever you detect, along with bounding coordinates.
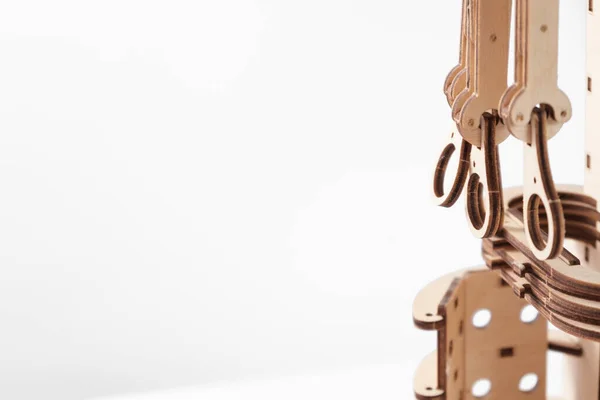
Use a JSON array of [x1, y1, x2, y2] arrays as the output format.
[[452, 0, 512, 147], [499, 0, 571, 142], [522, 107, 565, 260], [465, 113, 503, 238], [433, 124, 472, 208], [443, 0, 470, 106]]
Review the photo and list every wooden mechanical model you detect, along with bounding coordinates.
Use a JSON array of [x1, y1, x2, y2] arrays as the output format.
[[413, 0, 600, 399]]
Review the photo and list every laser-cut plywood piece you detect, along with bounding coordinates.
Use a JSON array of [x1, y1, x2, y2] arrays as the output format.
[[413, 268, 559, 399], [567, 4, 600, 400], [452, 0, 511, 147], [443, 0, 470, 106], [499, 0, 571, 141], [416, 1, 600, 398], [465, 113, 503, 239]]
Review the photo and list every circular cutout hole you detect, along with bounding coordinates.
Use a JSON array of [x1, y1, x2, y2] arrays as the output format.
[[520, 305, 539, 324], [472, 378, 492, 398], [449, 340, 454, 356], [426, 313, 433, 317], [472, 309, 492, 329], [519, 373, 538, 392]]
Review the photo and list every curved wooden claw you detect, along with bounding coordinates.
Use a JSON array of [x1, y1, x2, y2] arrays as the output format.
[[523, 107, 565, 260], [465, 113, 503, 238], [433, 125, 472, 208]]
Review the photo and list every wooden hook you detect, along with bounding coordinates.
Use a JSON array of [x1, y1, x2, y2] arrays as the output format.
[[523, 107, 565, 260], [433, 125, 472, 207], [465, 113, 503, 238]]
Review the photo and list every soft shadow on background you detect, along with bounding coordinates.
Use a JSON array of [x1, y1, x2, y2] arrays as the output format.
[[0, 1, 586, 399]]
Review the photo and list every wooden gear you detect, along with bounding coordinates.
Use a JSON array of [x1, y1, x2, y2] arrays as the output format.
[[415, 1, 600, 399]]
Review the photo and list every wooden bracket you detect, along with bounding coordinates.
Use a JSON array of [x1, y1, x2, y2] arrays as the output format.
[[412, 266, 592, 399], [413, 268, 562, 399]]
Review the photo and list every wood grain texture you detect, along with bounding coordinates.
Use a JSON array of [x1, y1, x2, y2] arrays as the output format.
[[465, 113, 503, 238], [414, 268, 550, 399], [567, 5, 600, 398], [444, 0, 470, 106], [499, 0, 571, 142], [433, 124, 472, 208], [453, 0, 512, 147], [414, 351, 445, 399], [522, 107, 565, 260]]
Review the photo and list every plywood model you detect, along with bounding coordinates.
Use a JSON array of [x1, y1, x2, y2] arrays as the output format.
[[415, 0, 600, 398]]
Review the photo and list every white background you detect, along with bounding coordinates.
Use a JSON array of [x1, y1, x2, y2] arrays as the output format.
[[0, 1, 587, 399]]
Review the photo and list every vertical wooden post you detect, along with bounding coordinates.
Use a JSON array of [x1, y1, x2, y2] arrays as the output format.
[[564, 3, 600, 399]]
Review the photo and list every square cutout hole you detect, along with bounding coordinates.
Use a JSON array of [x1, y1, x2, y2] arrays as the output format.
[[500, 347, 514, 358], [587, 154, 592, 170]]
